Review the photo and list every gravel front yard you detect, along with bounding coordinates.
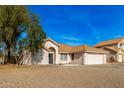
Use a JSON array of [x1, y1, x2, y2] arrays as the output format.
[[0, 63, 124, 88]]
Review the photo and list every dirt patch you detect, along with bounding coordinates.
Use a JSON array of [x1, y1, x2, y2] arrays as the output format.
[[0, 64, 124, 88]]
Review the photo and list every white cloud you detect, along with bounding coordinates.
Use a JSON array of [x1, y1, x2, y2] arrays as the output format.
[[53, 34, 84, 46], [55, 34, 81, 42]]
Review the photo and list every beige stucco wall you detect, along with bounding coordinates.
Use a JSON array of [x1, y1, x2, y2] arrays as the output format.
[[117, 39, 124, 49], [31, 49, 49, 64], [103, 54, 107, 64], [116, 39, 124, 62], [44, 40, 59, 64], [71, 53, 83, 64], [116, 49, 124, 62], [118, 49, 124, 54], [22, 49, 49, 65]]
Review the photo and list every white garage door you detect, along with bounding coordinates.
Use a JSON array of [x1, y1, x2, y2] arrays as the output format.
[[84, 53, 105, 64], [118, 54, 123, 62]]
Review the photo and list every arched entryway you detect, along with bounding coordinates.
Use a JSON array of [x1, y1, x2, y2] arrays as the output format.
[[49, 47, 56, 64]]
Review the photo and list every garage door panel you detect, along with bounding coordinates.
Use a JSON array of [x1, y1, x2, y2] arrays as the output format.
[[118, 54, 123, 62], [84, 53, 104, 64]]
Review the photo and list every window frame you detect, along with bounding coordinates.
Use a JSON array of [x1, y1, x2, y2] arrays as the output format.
[[60, 53, 68, 61]]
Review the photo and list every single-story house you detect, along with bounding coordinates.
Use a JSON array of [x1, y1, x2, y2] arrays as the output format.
[[28, 38, 109, 65]]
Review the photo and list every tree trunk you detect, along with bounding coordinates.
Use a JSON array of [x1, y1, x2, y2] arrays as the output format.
[[7, 48, 11, 61]]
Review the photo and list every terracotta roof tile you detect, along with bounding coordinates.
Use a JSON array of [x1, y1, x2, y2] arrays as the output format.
[[71, 45, 85, 53], [71, 45, 108, 53], [103, 46, 119, 52], [59, 44, 108, 54], [95, 38, 124, 47], [59, 44, 72, 53]]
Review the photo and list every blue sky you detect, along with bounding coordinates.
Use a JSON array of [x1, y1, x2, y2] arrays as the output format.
[[28, 5, 124, 46]]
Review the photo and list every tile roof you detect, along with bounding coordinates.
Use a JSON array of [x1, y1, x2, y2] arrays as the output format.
[[95, 38, 124, 48], [59, 44, 108, 54], [103, 46, 119, 52], [58, 43, 72, 53], [72, 45, 109, 53]]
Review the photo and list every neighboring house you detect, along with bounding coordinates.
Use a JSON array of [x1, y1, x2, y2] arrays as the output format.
[[29, 38, 109, 65], [95, 38, 124, 63]]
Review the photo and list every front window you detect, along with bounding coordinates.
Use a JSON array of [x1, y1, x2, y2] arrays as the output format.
[[60, 54, 67, 61]]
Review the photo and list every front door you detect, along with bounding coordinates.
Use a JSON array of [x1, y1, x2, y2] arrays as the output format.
[[49, 53, 53, 64]]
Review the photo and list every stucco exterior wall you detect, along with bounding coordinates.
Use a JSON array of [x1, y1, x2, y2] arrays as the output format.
[[107, 53, 117, 62], [103, 54, 107, 64], [22, 49, 49, 65], [117, 39, 124, 49], [71, 53, 83, 64], [117, 49, 124, 62], [31, 49, 49, 64], [44, 40, 59, 64], [100, 47, 117, 62]]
